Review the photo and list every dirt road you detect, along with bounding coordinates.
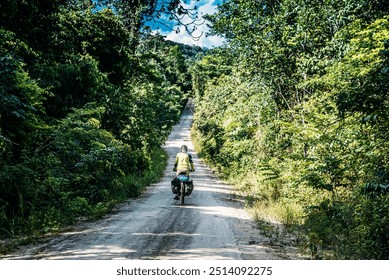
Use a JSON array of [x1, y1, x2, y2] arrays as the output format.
[[2, 100, 301, 260]]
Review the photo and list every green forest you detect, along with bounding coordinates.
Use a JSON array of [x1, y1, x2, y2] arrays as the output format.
[[0, 0, 201, 245], [1, 0, 388, 259], [191, 0, 389, 259]]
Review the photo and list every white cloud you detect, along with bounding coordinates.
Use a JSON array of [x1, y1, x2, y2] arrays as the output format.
[[157, 0, 225, 48], [162, 26, 224, 48]]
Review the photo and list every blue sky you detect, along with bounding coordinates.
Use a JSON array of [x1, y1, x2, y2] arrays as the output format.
[[146, 0, 225, 48], [93, 0, 225, 48]]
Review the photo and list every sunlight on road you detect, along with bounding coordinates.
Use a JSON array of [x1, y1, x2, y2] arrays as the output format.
[[179, 205, 252, 220]]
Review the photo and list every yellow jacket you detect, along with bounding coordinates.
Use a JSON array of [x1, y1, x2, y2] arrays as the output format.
[[174, 152, 195, 174]]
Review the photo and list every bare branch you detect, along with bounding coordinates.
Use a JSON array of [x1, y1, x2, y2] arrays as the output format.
[[144, 1, 205, 41]]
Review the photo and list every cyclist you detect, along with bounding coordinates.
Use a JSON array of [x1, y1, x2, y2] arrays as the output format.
[[173, 145, 195, 175], [172, 145, 195, 199]]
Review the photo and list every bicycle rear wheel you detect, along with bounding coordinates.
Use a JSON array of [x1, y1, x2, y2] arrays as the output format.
[[180, 182, 185, 205]]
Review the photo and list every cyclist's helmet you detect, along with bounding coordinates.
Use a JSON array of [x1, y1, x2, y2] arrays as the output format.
[[180, 145, 188, 152]]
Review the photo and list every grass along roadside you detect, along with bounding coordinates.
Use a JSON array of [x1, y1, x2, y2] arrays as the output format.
[[191, 128, 308, 255]]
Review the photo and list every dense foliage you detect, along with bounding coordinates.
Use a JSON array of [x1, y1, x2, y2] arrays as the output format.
[[192, 0, 389, 259], [2, 0, 388, 260], [0, 0, 197, 239]]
